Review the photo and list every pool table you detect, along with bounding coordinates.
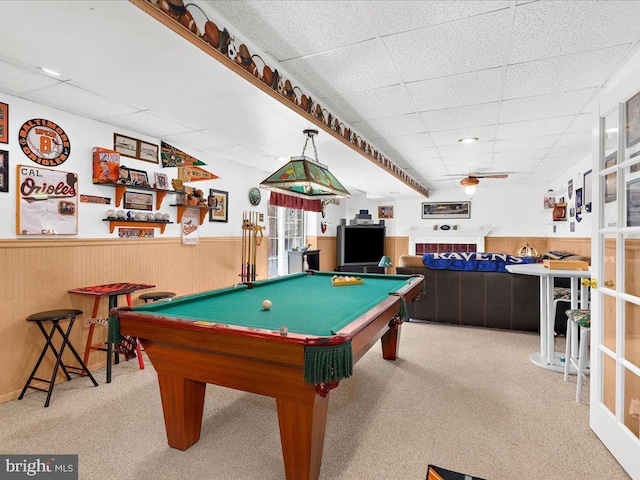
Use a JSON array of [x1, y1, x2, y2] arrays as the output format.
[[112, 271, 424, 480]]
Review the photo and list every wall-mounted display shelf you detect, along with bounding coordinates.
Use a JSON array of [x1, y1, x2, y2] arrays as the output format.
[[102, 219, 173, 234], [171, 204, 214, 225], [95, 182, 182, 210]]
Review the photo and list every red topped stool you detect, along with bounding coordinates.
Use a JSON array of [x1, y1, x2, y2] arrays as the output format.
[[19, 309, 98, 407]]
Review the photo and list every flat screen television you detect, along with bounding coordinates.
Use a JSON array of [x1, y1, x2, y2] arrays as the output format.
[[336, 224, 386, 266]]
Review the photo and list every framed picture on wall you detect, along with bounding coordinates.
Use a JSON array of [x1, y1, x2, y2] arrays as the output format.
[[421, 201, 470, 219], [583, 170, 592, 212], [605, 152, 617, 203], [138, 141, 159, 164], [378, 206, 394, 218], [123, 191, 153, 211], [0, 102, 8, 144], [625, 90, 640, 148], [0, 149, 7, 192], [208, 188, 228, 223], [113, 133, 138, 159], [127, 168, 149, 186], [627, 178, 640, 227]]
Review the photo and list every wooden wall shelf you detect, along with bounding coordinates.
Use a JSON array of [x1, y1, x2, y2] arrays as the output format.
[[103, 219, 172, 234], [95, 182, 181, 210], [171, 204, 213, 225]]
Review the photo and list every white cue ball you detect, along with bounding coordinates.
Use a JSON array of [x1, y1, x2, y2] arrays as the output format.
[[262, 299, 272, 310]]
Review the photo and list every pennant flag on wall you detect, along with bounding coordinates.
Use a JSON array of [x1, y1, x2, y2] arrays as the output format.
[[161, 141, 206, 167], [178, 166, 219, 182]]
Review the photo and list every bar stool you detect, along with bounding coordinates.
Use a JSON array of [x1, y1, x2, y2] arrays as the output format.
[[19, 309, 98, 407], [564, 309, 591, 403], [139, 291, 176, 303]]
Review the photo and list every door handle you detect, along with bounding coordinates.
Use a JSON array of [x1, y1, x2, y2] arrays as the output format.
[[603, 280, 615, 288], [581, 278, 597, 288]]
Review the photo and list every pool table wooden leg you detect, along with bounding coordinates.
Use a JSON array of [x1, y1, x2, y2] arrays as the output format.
[[381, 322, 402, 360], [276, 393, 329, 480], [157, 373, 206, 451]]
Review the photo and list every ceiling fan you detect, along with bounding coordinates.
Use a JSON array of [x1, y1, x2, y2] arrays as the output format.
[[437, 172, 511, 187]]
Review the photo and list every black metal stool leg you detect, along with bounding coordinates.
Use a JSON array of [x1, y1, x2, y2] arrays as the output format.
[[18, 321, 56, 400], [43, 320, 69, 407], [52, 317, 98, 387], [38, 321, 73, 381]]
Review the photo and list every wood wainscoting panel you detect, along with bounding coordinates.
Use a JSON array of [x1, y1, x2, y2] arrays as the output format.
[[385, 237, 410, 275], [0, 237, 267, 403], [485, 237, 549, 256]]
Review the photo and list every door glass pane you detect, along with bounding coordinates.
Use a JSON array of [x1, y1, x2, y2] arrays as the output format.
[[625, 301, 640, 370], [624, 234, 640, 298], [604, 294, 617, 353], [623, 367, 640, 438], [603, 352, 617, 415], [604, 110, 619, 227]]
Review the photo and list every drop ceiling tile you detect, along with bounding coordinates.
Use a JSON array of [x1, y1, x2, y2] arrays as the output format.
[[492, 158, 542, 169], [324, 84, 416, 123], [442, 153, 494, 167], [494, 134, 560, 153], [281, 40, 398, 98], [546, 144, 590, 158], [499, 88, 597, 123], [497, 116, 574, 140], [581, 97, 598, 114], [504, 46, 629, 99], [104, 111, 198, 138], [163, 130, 237, 152], [22, 82, 140, 120], [421, 102, 500, 131], [493, 149, 548, 163], [385, 147, 442, 165], [352, 113, 425, 140], [374, 133, 434, 152], [430, 125, 496, 147], [510, 1, 640, 63], [438, 141, 495, 157], [207, 1, 374, 61], [555, 131, 593, 147], [0, 58, 61, 95], [367, 1, 510, 36], [407, 68, 503, 112], [383, 9, 510, 82], [566, 114, 595, 133], [208, 143, 270, 160]]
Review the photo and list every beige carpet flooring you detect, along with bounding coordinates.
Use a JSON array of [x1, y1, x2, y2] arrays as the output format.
[[0, 322, 630, 480]]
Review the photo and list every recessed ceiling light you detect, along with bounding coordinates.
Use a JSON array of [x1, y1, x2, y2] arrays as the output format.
[[604, 127, 618, 133], [459, 137, 478, 144], [277, 156, 287, 162], [39, 67, 61, 77]]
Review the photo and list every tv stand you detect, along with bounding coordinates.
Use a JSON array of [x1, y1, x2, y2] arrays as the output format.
[[335, 264, 384, 274]]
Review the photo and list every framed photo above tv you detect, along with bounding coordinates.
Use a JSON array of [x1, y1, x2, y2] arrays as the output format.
[[421, 201, 470, 219]]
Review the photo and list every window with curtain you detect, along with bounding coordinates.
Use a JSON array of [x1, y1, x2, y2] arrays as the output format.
[[268, 204, 305, 278]]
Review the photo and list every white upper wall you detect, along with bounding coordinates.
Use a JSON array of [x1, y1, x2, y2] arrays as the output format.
[[0, 92, 269, 239]]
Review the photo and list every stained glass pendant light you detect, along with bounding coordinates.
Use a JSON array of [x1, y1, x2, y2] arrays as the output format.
[[260, 129, 350, 199]]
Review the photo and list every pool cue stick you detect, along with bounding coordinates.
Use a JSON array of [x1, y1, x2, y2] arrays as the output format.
[[241, 211, 245, 281], [247, 211, 253, 282], [252, 211, 258, 281]]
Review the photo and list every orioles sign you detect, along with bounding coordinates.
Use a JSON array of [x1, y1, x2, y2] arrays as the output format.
[[18, 118, 71, 166]]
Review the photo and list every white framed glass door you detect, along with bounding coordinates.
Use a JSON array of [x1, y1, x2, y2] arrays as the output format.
[[591, 90, 640, 479]]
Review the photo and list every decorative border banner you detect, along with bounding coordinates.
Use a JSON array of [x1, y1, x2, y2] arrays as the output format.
[[135, 0, 428, 197], [17, 164, 78, 235]]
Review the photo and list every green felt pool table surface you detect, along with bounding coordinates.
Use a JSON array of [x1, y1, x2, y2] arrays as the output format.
[[131, 271, 415, 337]]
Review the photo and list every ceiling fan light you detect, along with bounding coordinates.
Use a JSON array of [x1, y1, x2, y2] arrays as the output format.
[[460, 177, 480, 186], [458, 137, 478, 144], [464, 185, 476, 195]]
